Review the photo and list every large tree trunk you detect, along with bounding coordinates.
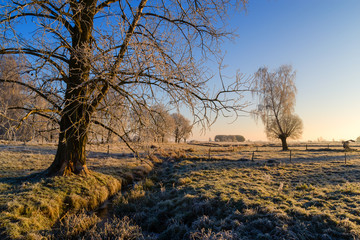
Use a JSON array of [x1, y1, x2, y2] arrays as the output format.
[[46, 96, 91, 176], [280, 136, 289, 151], [46, 1, 96, 176], [47, 129, 89, 176]]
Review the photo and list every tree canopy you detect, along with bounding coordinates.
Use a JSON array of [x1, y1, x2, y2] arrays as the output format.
[[0, 0, 249, 175], [253, 65, 303, 150], [172, 113, 192, 143]]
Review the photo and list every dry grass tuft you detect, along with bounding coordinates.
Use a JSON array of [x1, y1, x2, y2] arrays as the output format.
[[185, 147, 195, 152], [148, 154, 163, 163], [178, 177, 192, 185], [59, 209, 100, 237], [156, 147, 187, 160], [56, 212, 144, 239]]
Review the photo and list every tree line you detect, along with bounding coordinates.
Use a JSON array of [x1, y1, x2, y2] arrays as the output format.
[[214, 135, 245, 142], [0, 58, 192, 144], [0, 56, 58, 142]]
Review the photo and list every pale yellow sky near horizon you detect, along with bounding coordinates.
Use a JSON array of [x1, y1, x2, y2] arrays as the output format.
[[190, 112, 360, 142]]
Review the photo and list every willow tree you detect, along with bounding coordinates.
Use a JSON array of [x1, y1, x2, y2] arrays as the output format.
[[0, 0, 249, 176], [253, 65, 303, 150]]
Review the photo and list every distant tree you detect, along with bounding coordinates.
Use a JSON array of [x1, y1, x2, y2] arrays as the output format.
[[151, 106, 175, 143], [130, 105, 175, 143], [265, 114, 303, 145], [253, 65, 303, 150], [235, 135, 246, 142], [317, 137, 326, 143], [214, 135, 245, 142], [356, 136, 360, 142], [214, 135, 223, 142], [172, 113, 192, 143], [0, 56, 39, 141]]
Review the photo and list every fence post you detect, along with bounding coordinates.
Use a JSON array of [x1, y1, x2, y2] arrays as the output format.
[[107, 145, 110, 155], [251, 151, 255, 161], [306, 144, 308, 151], [208, 148, 211, 160], [290, 150, 292, 163], [345, 152, 347, 164]]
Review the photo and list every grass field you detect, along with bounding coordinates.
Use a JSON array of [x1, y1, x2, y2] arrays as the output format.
[[1, 141, 360, 239]]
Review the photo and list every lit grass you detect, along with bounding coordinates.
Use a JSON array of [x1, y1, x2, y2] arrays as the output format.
[[113, 145, 360, 239], [0, 172, 121, 239]]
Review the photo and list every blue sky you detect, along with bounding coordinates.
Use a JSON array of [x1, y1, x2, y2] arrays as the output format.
[[191, 0, 360, 141]]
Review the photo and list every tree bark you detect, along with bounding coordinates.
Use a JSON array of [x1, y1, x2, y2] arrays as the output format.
[[45, 68, 92, 175], [46, 93, 90, 176], [46, 128, 89, 176], [45, 0, 96, 176], [280, 136, 289, 151]]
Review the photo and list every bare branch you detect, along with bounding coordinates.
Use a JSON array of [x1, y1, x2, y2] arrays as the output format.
[[0, 78, 62, 111]]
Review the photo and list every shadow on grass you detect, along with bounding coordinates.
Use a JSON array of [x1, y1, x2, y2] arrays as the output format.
[[0, 171, 45, 186], [0, 143, 135, 160], [0, 144, 57, 155], [111, 158, 358, 240]]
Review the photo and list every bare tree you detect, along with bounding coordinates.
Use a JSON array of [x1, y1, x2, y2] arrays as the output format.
[[128, 104, 174, 143], [0, 0, 249, 176], [147, 105, 175, 143], [0, 56, 35, 141], [0, 56, 60, 142], [265, 114, 303, 149], [253, 65, 303, 150], [172, 113, 192, 143]]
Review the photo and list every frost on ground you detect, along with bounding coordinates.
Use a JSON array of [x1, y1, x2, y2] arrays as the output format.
[[1, 141, 360, 239]]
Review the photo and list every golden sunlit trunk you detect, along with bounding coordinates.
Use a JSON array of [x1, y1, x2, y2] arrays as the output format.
[[46, 96, 90, 176]]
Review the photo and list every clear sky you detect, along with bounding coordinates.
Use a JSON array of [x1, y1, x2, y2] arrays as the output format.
[[191, 0, 360, 142]]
